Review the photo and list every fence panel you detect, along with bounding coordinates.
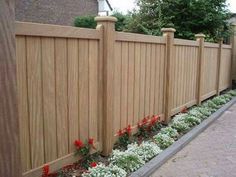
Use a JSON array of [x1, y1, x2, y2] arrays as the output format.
[[219, 46, 232, 91], [201, 43, 219, 100], [16, 22, 103, 177], [171, 39, 199, 115], [113, 32, 166, 139]]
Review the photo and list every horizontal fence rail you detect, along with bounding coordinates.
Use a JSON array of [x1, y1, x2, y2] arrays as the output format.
[[15, 18, 233, 177]]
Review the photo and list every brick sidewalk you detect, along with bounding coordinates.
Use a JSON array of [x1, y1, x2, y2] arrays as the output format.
[[151, 103, 236, 177]]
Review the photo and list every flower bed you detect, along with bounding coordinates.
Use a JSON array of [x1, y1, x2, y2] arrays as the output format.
[[42, 90, 236, 177]]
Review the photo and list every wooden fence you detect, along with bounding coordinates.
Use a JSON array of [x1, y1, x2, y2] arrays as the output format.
[[15, 17, 232, 177]]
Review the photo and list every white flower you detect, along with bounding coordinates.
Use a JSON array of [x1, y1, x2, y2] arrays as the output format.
[[82, 163, 127, 177], [109, 149, 145, 173], [127, 141, 162, 162], [153, 133, 175, 149]]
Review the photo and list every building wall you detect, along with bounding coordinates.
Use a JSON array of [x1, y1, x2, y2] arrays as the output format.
[[16, 0, 98, 26]]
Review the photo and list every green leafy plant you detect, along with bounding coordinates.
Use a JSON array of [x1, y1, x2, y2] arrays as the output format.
[[116, 125, 132, 148], [74, 15, 97, 28], [184, 115, 201, 127], [127, 141, 162, 162], [153, 133, 175, 149], [228, 90, 236, 97], [170, 114, 190, 133], [160, 127, 179, 139], [212, 96, 227, 105], [82, 163, 127, 177], [109, 150, 145, 173], [137, 115, 162, 138]]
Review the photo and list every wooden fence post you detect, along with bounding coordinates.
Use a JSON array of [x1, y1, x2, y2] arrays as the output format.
[[161, 28, 176, 123], [0, 0, 22, 176], [216, 38, 223, 95], [195, 34, 205, 105], [95, 16, 117, 156]]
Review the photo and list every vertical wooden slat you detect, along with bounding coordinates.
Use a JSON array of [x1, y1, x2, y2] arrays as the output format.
[[154, 45, 160, 114], [68, 39, 79, 152], [89, 40, 98, 141], [144, 44, 151, 116], [78, 39, 89, 141], [41, 37, 57, 161], [114, 42, 122, 133], [133, 43, 141, 124], [216, 39, 223, 95], [127, 42, 135, 125], [149, 44, 156, 115], [16, 36, 31, 172], [139, 43, 146, 120], [121, 42, 128, 127], [26, 36, 44, 168], [55, 38, 68, 157]]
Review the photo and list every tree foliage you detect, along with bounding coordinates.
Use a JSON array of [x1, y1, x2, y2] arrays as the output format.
[[74, 12, 130, 32], [126, 0, 232, 41]]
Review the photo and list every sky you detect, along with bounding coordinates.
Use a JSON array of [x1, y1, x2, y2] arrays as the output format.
[[108, 0, 236, 14]]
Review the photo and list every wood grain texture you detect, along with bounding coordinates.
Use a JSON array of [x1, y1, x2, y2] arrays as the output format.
[[41, 37, 57, 162], [16, 36, 31, 172], [68, 39, 79, 152], [0, 1, 22, 176], [26, 36, 44, 168], [16, 22, 102, 39], [55, 38, 69, 157]]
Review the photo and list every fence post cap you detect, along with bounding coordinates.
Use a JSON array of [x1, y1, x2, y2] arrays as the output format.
[[161, 28, 176, 33], [195, 34, 205, 38], [95, 16, 117, 22]]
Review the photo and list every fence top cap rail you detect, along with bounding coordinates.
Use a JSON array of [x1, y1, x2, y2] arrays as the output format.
[[95, 16, 117, 22], [195, 33, 205, 38], [161, 28, 176, 33], [15, 21, 101, 39]]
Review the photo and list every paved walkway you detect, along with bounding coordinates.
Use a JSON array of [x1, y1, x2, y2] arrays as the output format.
[[152, 103, 236, 177]]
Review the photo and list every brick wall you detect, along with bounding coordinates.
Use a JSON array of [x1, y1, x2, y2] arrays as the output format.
[[16, 0, 98, 26]]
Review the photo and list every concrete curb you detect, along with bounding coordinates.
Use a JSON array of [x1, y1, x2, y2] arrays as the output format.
[[130, 97, 236, 177]]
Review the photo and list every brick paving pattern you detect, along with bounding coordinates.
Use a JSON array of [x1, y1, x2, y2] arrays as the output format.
[[152, 103, 236, 177]]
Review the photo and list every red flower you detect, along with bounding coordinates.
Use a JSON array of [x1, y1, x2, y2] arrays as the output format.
[[126, 125, 132, 135], [88, 138, 94, 145], [150, 115, 159, 126], [181, 106, 188, 113], [142, 117, 148, 125], [117, 129, 123, 136], [43, 164, 49, 176], [74, 140, 84, 149], [88, 138, 96, 150], [90, 162, 97, 168]]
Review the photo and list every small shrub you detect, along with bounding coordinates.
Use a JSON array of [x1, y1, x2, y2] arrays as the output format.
[[109, 150, 145, 173], [153, 133, 175, 149], [184, 115, 201, 127], [127, 141, 162, 162], [222, 94, 232, 101], [170, 114, 190, 133], [74, 16, 97, 29], [193, 106, 212, 117], [188, 108, 206, 120], [212, 96, 227, 105], [160, 127, 179, 139], [82, 164, 127, 177], [227, 90, 236, 97]]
